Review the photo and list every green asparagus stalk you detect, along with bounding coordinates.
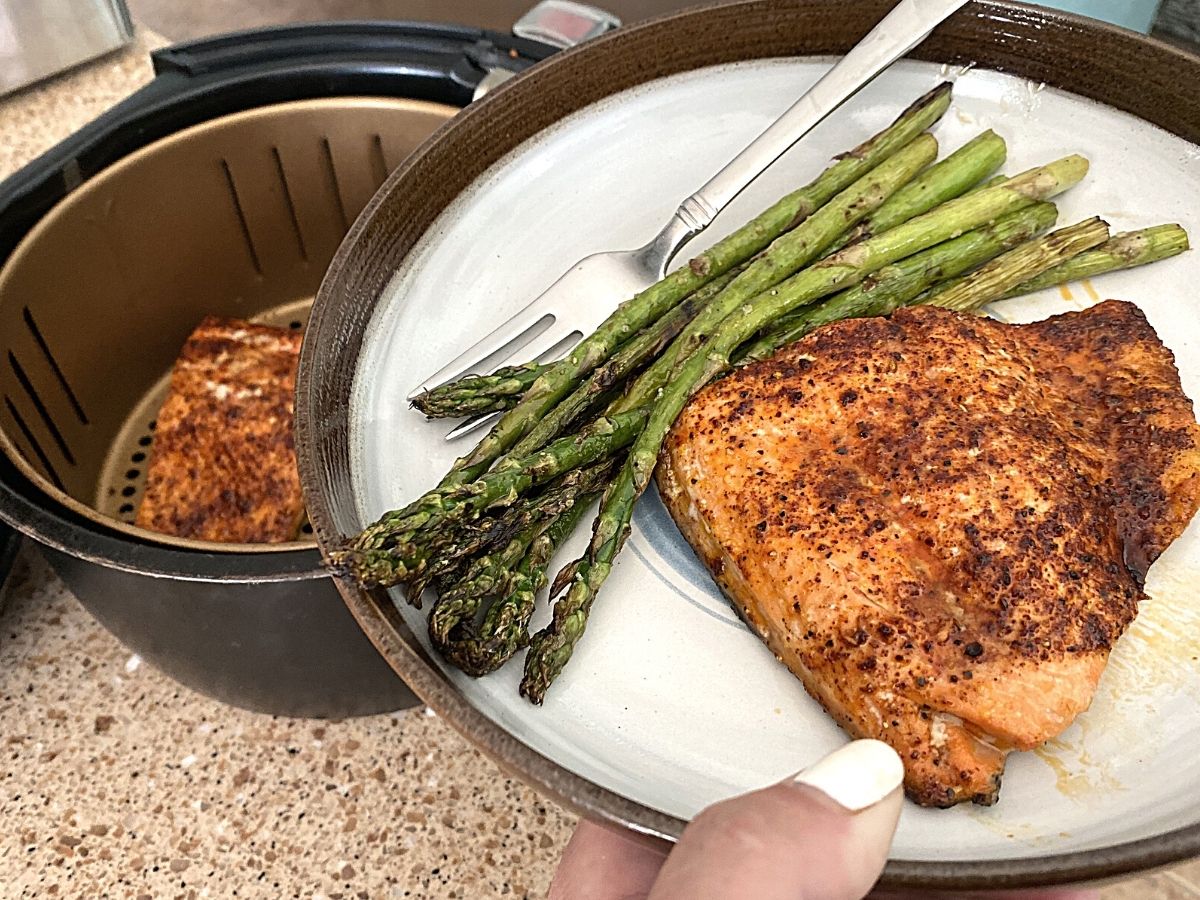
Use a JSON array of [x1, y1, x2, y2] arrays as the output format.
[[753, 211, 1166, 362], [421, 110, 1002, 428], [607, 133, 941, 418], [331, 407, 649, 588], [520, 154, 1090, 703], [548, 557, 584, 600], [441, 497, 593, 677], [502, 265, 742, 460], [968, 174, 1009, 194], [446, 84, 954, 484], [737, 201, 1060, 363], [414, 264, 743, 421], [999, 224, 1190, 298], [924, 216, 1111, 311], [723, 156, 1089, 336], [430, 521, 541, 650], [826, 130, 1006, 252], [405, 458, 617, 605], [413, 363, 544, 418]]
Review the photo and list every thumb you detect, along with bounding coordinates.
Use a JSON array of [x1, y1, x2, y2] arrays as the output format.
[[647, 739, 905, 900]]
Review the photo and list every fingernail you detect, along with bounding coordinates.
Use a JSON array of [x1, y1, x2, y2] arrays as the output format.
[[793, 739, 905, 811]]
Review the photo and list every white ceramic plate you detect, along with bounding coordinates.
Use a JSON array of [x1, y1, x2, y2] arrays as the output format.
[[349, 59, 1200, 862]]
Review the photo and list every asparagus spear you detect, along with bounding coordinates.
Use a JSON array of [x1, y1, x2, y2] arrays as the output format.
[[430, 521, 541, 650], [548, 557, 584, 600], [999, 224, 1190, 298], [446, 84, 954, 484], [502, 265, 741, 460], [406, 459, 617, 605], [520, 154, 1089, 703], [924, 216, 1111, 311], [414, 264, 743, 421], [607, 133, 941, 418], [737, 201, 1060, 363], [413, 363, 544, 418], [332, 408, 649, 588], [826, 130, 1006, 253], [440, 496, 593, 676], [753, 223, 1183, 363], [968, 173, 1009, 194]]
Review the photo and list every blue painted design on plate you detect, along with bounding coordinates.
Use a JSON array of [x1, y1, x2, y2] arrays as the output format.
[[630, 485, 746, 631]]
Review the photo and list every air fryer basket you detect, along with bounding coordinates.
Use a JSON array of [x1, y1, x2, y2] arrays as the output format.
[[0, 97, 456, 551], [0, 20, 555, 716]]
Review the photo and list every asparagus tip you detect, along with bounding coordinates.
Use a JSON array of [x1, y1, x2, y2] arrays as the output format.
[[837, 82, 953, 162], [325, 548, 351, 577], [518, 671, 549, 706]]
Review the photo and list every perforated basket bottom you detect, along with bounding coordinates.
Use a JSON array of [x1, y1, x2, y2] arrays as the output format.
[[93, 297, 315, 541]]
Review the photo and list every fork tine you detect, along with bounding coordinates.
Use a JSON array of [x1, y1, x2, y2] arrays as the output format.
[[407, 303, 557, 400], [521, 321, 584, 366], [444, 410, 502, 441], [442, 322, 584, 441]]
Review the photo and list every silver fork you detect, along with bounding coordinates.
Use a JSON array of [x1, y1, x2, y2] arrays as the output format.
[[412, 0, 970, 439]]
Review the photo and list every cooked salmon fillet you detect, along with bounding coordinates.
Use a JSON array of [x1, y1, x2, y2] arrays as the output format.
[[136, 317, 305, 543], [657, 300, 1200, 807]]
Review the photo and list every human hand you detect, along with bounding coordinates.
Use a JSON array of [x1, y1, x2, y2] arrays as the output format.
[[549, 739, 1100, 900]]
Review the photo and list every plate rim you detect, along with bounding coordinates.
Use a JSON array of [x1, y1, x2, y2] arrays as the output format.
[[296, 0, 1200, 888]]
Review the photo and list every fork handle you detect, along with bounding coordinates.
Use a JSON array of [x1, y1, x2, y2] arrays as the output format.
[[672, 0, 969, 237]]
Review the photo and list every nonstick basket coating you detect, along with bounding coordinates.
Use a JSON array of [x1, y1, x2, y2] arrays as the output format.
[[0, 97, 456, 552]]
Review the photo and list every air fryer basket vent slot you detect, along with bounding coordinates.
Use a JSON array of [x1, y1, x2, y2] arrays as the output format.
[[23, 307, 89, 425], [8, 350, 75, 466], [320, 137, 351, 232], [219, 158, 265, 277], [370, 135, 389, 186], [271, 147, 309, 263], [4, 396, 63, 490]]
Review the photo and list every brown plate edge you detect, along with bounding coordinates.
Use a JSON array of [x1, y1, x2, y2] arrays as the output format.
[[296, 0, 1200, 889]]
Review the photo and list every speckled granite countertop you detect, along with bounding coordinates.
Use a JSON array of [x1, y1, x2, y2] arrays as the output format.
[[0, 27, 1197, 900], [1, 550, 572, 899]]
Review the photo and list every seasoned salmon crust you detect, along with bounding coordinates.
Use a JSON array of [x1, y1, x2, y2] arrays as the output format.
[[657, 300, 1200, 806], [137, 317, 304, 543]]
